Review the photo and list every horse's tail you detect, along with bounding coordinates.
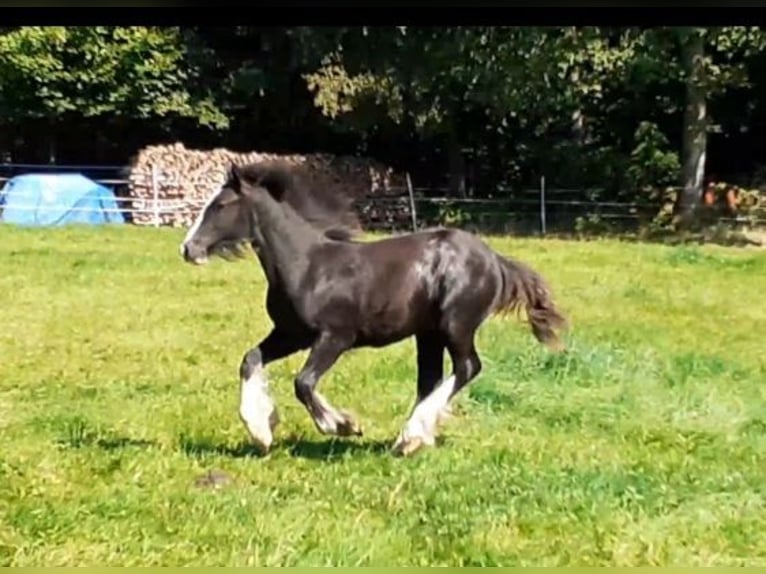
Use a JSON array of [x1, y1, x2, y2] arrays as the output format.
[[492, 253, 568, 352]]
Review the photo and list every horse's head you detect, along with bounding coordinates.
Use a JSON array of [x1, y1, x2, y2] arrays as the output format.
[[180, 163, 255, 265], [180, 160, 361, 265]]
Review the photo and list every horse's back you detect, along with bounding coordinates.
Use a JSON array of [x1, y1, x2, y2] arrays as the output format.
[[298, 226, 501, 345], [360, 226, 499, 333]]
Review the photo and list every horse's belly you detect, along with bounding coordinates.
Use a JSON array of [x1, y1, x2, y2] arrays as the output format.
[[355, 285, 436, 345]]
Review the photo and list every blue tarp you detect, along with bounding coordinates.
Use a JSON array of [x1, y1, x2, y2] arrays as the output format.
[[0, 173, 125, 226]]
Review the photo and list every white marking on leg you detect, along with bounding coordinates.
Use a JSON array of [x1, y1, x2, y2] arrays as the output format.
[[238, 364, 278, 452], [305, 392, 362, 436], [396, 375, 456, 449], [437, 402, 454, 425], [312, 392, 341, 434]]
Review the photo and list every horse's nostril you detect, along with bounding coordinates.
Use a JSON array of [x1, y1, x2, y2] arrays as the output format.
[[180, 243, 189, 259]]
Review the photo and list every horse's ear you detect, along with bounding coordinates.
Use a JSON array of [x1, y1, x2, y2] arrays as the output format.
[[228, 163, 245, 195], [229, 162, 241, 183]]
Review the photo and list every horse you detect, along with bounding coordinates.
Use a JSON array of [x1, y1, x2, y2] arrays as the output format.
[[179, 161, 568, 457]]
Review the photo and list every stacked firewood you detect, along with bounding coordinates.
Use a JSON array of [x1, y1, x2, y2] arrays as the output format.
[[126, 142, 407, 228], [355, 197, 415, 231]]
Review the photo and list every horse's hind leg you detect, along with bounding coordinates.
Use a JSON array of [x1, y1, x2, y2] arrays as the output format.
[[415, 332, 445, 402], [417, 333, 454, 426], [239, 328, 311, 454], [393, 329, 482, 457], [390, 333, 447, 454], [293, 331, 363, 438]]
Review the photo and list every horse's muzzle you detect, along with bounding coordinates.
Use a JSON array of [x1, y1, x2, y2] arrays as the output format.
[[180, 242, 209, 265]]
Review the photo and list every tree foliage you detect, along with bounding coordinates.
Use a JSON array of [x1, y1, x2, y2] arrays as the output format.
[[2, 25, 766, 222], [0, 26, 227, 127]]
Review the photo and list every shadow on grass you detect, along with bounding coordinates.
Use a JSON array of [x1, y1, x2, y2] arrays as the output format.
[[92, 436, 156, 450], [56, 424, 392, 462], [55, 431, 156, 451], [179, 434, 392, 461], [178, 435, 265, 459], [280, 436, 392, 460]]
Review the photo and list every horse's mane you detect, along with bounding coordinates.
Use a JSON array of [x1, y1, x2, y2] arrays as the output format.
[[237, 160, 361, 241]]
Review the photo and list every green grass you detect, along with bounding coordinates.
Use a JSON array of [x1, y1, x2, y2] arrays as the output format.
[[0, 224, 764, 566]]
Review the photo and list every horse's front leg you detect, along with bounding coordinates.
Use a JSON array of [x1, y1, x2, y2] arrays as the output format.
[[293, 331, 362, 437], [239, 328, 310, 453]]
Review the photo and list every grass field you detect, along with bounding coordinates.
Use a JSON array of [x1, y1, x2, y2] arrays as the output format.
[[0, 224, 764, 566]]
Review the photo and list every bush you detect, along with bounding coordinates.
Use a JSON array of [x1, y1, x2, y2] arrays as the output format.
[[626, 122, 680, 201]]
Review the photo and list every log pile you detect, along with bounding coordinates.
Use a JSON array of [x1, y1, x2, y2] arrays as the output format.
[[126, 142, 408, 229], [355, 196, 415, 231]]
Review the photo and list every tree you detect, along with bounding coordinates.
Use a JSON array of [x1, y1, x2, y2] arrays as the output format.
[[677, 28, 708, 227], [626, 27, 766, 226], [0, 26, 227, 162], [303, 26, 647, 193]]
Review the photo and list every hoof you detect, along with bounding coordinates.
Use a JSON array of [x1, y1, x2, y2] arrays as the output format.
[[336, 411, 363, 437], [240, 407, 278, 455], [246, 432, 272, 456], [241, 415, 275, 456], [391, 431, 435, 457]]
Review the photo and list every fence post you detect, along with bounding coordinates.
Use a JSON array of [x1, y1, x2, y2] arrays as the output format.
[[406, 172, 417, 232], [540, 175, 547, 236], [150, 165, 160, 228]]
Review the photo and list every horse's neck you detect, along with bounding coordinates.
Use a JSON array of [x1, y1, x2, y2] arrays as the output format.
[[252, 195, 323, 294]]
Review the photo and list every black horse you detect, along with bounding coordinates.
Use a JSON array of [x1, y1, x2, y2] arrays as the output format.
[[180, 161, 567, 456]]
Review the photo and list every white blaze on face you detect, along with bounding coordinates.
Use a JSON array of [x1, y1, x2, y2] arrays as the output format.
[[179, 185, 223, 257], [238, 363, 279, 452]]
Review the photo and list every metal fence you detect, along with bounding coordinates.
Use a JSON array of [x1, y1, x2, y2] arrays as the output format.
[[358, 187, 665, 235], [1, 162, 764, 236], [360, 182, 766, 235]]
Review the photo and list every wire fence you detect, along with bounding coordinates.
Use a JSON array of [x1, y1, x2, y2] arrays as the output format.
[[1, 162, 765, 236], [356, 189, 665, 236], [356, 185, 766, 236]]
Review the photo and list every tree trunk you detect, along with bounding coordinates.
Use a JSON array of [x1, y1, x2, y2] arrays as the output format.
[[675, 29, 707, 228], [571, 108, 585, 146]]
